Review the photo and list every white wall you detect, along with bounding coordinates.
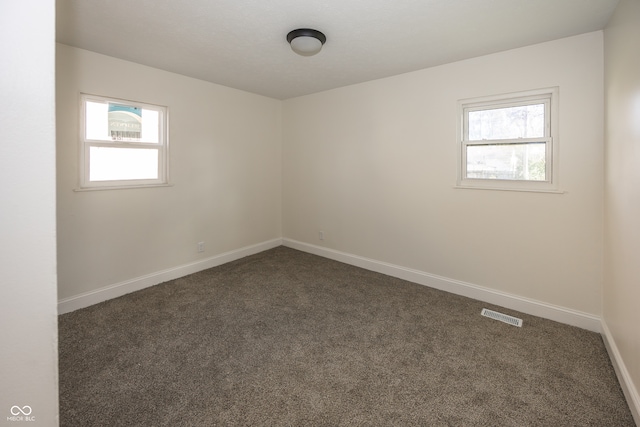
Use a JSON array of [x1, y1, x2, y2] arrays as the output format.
[[283, 32, 604, 316], [604, 0, 640, 420], [56, 45, 282, 301], [0, 1, 59, 425]]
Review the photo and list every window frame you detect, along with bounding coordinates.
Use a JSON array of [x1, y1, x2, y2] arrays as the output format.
[[456, 87, 559, 192], [79, 93, 169, 190]]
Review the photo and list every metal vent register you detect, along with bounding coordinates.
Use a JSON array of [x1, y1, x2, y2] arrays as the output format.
[[481, 308, 523, 327]]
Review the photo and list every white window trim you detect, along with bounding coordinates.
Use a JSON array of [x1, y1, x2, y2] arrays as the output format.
[[456, 87, 560, 193], [78, 93, 169, 190]]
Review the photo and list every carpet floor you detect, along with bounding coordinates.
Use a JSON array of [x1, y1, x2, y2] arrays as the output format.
[[58, 246, 635, 426]]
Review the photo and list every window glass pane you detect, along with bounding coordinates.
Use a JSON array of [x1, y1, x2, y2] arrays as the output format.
[[141, 109, 159, 143], [85, 101, 109, 140], [466, 143, 546, 181], [468, 103, 544, 141], [89, 147, 159, 181], [85, 100, 160, 143]]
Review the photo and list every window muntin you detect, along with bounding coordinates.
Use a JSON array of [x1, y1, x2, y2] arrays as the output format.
[[80, 94, 168, 189], [458, 88, 558, 191]]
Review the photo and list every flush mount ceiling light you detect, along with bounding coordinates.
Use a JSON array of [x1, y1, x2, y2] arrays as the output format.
[[286, 28, 326, 56]]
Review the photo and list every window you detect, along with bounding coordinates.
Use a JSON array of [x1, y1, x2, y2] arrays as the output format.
[[80, 94, 168, 189], [457, 88, 558, 192]]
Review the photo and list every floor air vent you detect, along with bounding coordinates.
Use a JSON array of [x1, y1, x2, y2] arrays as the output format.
[[481, 308, 523, 327]]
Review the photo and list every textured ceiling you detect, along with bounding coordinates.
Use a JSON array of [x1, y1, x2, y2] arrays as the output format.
[[56, 0, 619, 100]]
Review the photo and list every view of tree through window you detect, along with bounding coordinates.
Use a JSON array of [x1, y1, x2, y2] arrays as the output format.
[[468, 104, 544, 140], [464, 102, 548, 181], [466, 143, 546, 181]]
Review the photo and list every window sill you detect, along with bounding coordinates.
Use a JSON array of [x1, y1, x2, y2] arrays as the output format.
[[74, 183, 173, 192], [453, 185, 565, 194]]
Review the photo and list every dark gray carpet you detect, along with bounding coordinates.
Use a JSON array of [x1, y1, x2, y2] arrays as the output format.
[[58, 246, 635, 426]]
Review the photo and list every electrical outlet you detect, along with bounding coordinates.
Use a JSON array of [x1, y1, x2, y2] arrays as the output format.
[[197, 242, 205, 253], [319, 231, 325, 241]]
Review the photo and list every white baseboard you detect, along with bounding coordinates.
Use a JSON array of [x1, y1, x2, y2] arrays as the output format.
[[282, 238, 602, 332], [58, 238, 282, 314], [61, 237, 602, 330], [601, 321, 640, 425]]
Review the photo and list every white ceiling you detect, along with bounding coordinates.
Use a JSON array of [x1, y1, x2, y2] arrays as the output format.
[[56, 0, 619, 100]]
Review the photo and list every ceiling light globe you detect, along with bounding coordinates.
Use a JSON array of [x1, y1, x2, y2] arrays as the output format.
[[290, 36, 323, 56], [286, 29, 326, 57]]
